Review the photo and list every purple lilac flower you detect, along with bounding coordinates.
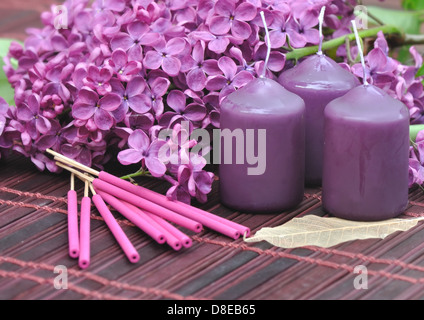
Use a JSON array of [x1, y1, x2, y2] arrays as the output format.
[[111, 21, 159, 61], [2, 0, 418, 204], [143, 37, 186, 76], [110, 76, 151, 121], [72, 89, 121, 131], [118, 129, 167, 177], [108, 49, 142, 82], [16, 94, 52, 141], [208, 0, 257, 40], [181, 41, 221, 92], [206, 56, 254, 101]]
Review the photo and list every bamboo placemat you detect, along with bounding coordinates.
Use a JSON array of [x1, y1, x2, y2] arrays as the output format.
[[1, 153, 424, 300]]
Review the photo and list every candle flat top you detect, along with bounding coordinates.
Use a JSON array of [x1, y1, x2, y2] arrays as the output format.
[[223, 77, 305, 115], [279, 55, 360, 91], [325, 84, 410, 123]]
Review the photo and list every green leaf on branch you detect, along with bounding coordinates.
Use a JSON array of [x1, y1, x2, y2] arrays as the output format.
[[416, 63, 424, 77], [0, 38, 21, 106], [367, 6, 422, 35], [402, 0, 424, 11], [411, 125, 424, 142]]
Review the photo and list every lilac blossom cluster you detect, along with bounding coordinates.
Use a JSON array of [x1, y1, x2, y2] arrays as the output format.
[[3, 0, 423, 202], [2, 0, 354, 203]]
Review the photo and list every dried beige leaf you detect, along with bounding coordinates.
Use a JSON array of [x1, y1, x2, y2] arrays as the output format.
[[244, 215, 424, 249]]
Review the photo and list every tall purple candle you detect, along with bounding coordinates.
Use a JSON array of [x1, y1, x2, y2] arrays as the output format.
[[278, 55, 359, 185], [322, 84, 410, 221], [219, 77, 305, 213], [322, 20, 410, 221], [219, 12, 305, 213]]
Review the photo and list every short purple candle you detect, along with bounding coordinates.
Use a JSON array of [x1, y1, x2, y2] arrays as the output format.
[[279, 54, 359, 185], [219, 77, 305, 213], [322, 84, 410, 221]]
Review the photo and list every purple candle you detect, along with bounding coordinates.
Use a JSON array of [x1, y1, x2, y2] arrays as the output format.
[[219, 77, 305, 213], [278, 8, 359, 185], [322, 21, 410, 221], [278, 55, 359, 185], [219, 12, 305, 213]]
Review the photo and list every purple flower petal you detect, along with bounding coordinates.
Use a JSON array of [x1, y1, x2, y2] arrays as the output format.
[[143, 51, 163, 70], [17, 104, 34, 121], [209, 16, 231, 35], [150, 77, 170, 97], [72, 102, 95, 120], [127, 76, 146, 97], [269, 30, 287, 48], [128, 94, 151, 114], [165, 38, 186, 55], [268, 51, 286, 72], [214, 0, 234, 17], [94, 108, 114, 131], [187, 68, 207, 91], [208, 36, 230, 53], [99, 93, 122, 112], [118, 149, 144, 165], [206, 75, 228, 91], [128, 129, 150, 151], [36, 116, 51, 134], [167, 90, 186, 113], [234, 2, 257, 21], [231, 19, 252, 39], [218, 56, 237, 80], [128, 21, 149, 39], [184, 104, 207, 122], [111, 33, 134, 52], [202, 60, 221, 75], [162, 56, 181, 76], [231, 70, 254, 88]]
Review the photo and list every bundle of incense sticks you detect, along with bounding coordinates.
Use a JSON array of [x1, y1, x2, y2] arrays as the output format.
[[47, 149, 250, 269]]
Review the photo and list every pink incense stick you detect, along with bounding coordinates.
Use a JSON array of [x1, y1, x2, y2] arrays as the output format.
[[97, 191, 166, 245], [47, 150, 248, 238], [67, 174, 79, 259], [79, 182, 91, 269], [146, 212, 193, 249], [98, 172, 247, 239], [93, 178, 203, 233], [122, 201, 183, 251], [92, 194, 140, 263]]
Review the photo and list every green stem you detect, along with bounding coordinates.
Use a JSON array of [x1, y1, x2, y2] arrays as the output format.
[[285, 25, 402, 61], [120, 170, 153, 180]]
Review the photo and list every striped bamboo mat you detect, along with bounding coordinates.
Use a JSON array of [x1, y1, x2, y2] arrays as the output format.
[[1, 153, 424, 300]]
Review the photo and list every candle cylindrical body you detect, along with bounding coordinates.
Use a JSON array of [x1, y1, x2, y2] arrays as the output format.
[[322, 85, 410, 221], [279, 55, 360, 186], [219, 77, 305, 213]]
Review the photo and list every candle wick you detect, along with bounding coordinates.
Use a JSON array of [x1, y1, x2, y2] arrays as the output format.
[[351, 20, 369, 86], [317, 6, 326, 56], [260, 11, 271, 79]]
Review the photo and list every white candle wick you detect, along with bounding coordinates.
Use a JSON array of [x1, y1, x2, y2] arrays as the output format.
[[351, 20, 369, 86], [260, 11, 271, 79], [317, 6, 326, 56]]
